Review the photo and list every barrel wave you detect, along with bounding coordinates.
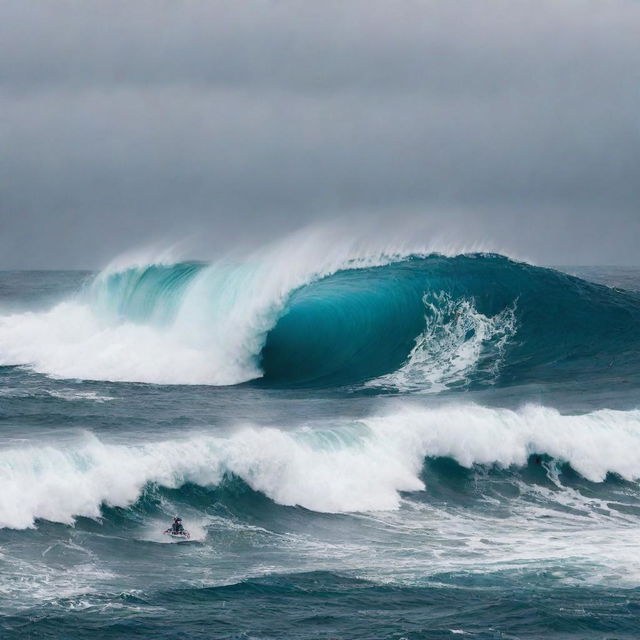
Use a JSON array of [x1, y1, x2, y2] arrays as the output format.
[[1, 252, 640, 389]]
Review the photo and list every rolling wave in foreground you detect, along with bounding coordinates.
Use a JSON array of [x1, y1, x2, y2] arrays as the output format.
[[2, 240, 640, 639], [2, 404, 640, 529]]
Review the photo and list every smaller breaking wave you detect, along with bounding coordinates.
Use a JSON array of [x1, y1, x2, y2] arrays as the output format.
[[2, 404, 640, 529]]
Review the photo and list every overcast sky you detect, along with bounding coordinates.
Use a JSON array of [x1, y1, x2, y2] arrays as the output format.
[[1, 0, 639, 268]]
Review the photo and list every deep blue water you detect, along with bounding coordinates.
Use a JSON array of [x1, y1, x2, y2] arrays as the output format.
[[1, 254, 640, 639]]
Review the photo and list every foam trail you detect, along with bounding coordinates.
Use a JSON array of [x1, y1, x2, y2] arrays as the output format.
[[2, 404, 640, 529]]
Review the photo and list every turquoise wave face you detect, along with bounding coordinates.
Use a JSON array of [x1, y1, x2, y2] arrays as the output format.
[[87, 261, 205, 325], [84, 254, 640, 390], [260, 262, 428, 385], [260, 254, 640, 388]]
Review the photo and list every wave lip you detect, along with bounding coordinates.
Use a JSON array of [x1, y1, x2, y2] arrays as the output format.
[[2, 404, 640, 529]]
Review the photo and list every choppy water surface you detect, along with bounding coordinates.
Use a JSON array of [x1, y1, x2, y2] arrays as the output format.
[[1, 248, 639, 639]]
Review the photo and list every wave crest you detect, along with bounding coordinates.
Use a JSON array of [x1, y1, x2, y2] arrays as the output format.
[[2, 404, 640, 529]]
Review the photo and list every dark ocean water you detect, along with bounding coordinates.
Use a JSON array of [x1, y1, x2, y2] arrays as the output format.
[[1, 252, 640, 639]]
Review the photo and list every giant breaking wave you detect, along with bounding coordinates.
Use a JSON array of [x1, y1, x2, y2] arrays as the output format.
[[1, 244, 639, 389]]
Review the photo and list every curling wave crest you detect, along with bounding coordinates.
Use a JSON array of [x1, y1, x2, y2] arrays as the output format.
[[0, 244, 639, 389]]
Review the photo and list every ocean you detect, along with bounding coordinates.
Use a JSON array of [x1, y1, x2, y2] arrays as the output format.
[[1, 244, 640, 639]]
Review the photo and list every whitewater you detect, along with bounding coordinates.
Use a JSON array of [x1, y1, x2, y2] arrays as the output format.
[[3, 405, 640, 529], [2, 236, 640, 639]]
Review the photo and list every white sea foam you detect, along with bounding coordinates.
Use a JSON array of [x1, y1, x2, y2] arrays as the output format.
[[1, 404, 640, 529], [45, 390, 115, 402], [368, 293, 516, 392]]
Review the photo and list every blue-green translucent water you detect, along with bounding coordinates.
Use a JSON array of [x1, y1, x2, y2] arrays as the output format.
[[1, 255, 640, 639]]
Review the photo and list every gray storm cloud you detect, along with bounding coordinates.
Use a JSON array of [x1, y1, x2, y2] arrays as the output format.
[[1, 0, 639, 268]]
